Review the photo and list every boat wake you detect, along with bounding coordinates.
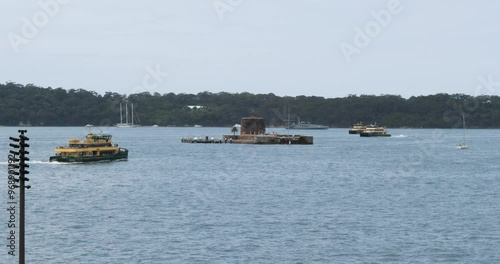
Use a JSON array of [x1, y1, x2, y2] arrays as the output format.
[[32, 160, 54, 164], [0, 160, 54, 165], [392, 134, 409, 138]]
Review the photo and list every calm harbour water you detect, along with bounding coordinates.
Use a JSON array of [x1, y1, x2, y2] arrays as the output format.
[[1, 126, 499, 263]]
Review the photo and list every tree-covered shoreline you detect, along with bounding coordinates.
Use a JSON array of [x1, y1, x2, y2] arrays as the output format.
[[1, 82, 498, 128]]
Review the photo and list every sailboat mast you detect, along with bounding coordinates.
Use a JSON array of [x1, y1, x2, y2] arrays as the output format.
[[287, 106, 290, 129], [119, 103, 123, 124], [131, 103, 134, 126], [463, 114, 466, 143], [125, 103, 129, 125], [456, 113, 469, 149]]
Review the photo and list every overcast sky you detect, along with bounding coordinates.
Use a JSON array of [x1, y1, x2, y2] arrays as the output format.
[[1, 0, 500, 98]]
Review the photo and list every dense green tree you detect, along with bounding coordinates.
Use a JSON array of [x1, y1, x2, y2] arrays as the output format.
[[2, 82, 500, 128]]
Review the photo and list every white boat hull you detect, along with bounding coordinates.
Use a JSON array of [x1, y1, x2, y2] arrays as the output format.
[[457, 144, 469, 149]]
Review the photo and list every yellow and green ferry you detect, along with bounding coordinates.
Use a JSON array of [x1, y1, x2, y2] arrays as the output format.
[[359, 124, 391, 137], [49, 125, 128, 162], [348, 122, 366, 134]]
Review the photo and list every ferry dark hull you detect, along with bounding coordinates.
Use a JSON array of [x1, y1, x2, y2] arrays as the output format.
[[49, 148, 128, 162], [359, 133, 391, 137]]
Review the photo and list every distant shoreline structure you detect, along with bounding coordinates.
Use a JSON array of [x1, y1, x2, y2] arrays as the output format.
[[182, 113, 313, 145]]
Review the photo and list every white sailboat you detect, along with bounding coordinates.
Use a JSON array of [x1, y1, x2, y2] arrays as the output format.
[[457, 113, 468, 149], [115, 103, 140, 128]]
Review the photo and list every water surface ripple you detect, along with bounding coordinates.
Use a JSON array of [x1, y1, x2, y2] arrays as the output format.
[[1, 127, 499, 263]]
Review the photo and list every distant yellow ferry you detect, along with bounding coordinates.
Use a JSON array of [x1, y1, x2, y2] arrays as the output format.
[[49, 125, 128, 162], [359, 124, 391, 137], [348, 122, 366, 134]]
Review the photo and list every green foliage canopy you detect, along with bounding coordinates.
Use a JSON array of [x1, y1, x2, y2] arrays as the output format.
[[1, 82, 499, 128]]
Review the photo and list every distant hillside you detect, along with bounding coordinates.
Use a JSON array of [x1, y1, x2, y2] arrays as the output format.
[[1, 82, 499, 128]]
